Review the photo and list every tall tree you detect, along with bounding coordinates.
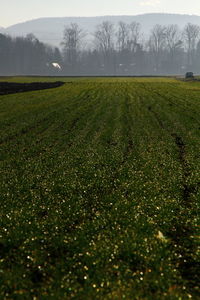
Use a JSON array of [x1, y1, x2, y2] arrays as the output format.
[[148, 24, 166, 73], [62, 23, 85, 73], [0, 34, 12, 74], [116, 22, 129, 52], [183, 23, 200, 68], [128, 22, 142, 52], [94, 21, 115, 73], [165, 25, 183, 71]]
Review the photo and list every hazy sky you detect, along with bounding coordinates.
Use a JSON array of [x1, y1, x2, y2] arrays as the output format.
[[1, 0, 200, 27]]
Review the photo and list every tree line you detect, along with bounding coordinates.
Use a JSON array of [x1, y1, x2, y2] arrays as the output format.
[[0, 33, 62, 75], [1, 21, 200, 75]]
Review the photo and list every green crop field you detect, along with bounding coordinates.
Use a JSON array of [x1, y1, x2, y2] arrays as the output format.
[[0, 77, 199, 299]]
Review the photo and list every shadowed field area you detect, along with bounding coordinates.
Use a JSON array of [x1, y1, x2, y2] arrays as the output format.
[[0, 77, 199, 299], [0, 81, 65, 95]]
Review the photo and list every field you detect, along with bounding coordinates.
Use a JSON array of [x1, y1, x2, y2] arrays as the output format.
[[0, 77, 199, 299]]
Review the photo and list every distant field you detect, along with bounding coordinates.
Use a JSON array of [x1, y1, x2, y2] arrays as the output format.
[[0, 78, 199, 299]]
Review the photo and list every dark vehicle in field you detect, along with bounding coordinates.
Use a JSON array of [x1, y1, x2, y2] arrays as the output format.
[[185, 72, 194, 79]]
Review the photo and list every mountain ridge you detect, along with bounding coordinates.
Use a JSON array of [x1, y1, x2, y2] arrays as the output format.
[[4, 13, 200, 47]]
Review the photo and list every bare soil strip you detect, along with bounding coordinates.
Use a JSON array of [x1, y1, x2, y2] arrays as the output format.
[[0, 81, 65, 95]]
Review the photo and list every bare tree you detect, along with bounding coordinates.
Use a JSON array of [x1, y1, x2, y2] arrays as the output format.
[[148, 24, 166, 72], [166, 25, 182, 54], [116, 22, 129, 52], [183, 23, 200, 67], [165, 25, 183, 68], [62, 23, 85, 71], [128, 22, 142, 52], [94, 21, 115, 54], [94, 21, 115, 72]]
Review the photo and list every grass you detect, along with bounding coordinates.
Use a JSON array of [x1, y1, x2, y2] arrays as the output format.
[[0, 77, 199, 299]]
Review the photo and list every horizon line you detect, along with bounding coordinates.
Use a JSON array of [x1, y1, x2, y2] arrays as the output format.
[[2, 12, 200, 29]]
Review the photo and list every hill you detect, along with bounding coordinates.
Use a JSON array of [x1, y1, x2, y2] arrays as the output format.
[[0, 26, 5, 33], [4, 13, 200, 47]]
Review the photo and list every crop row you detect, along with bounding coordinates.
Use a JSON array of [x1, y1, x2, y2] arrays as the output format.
[[0, 78, 199, 299]]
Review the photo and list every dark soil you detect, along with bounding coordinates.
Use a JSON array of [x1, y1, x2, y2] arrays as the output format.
[[0, 81, 65, 95]]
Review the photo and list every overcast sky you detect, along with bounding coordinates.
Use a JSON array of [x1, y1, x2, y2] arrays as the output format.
[[1, 0, 200, 27]]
